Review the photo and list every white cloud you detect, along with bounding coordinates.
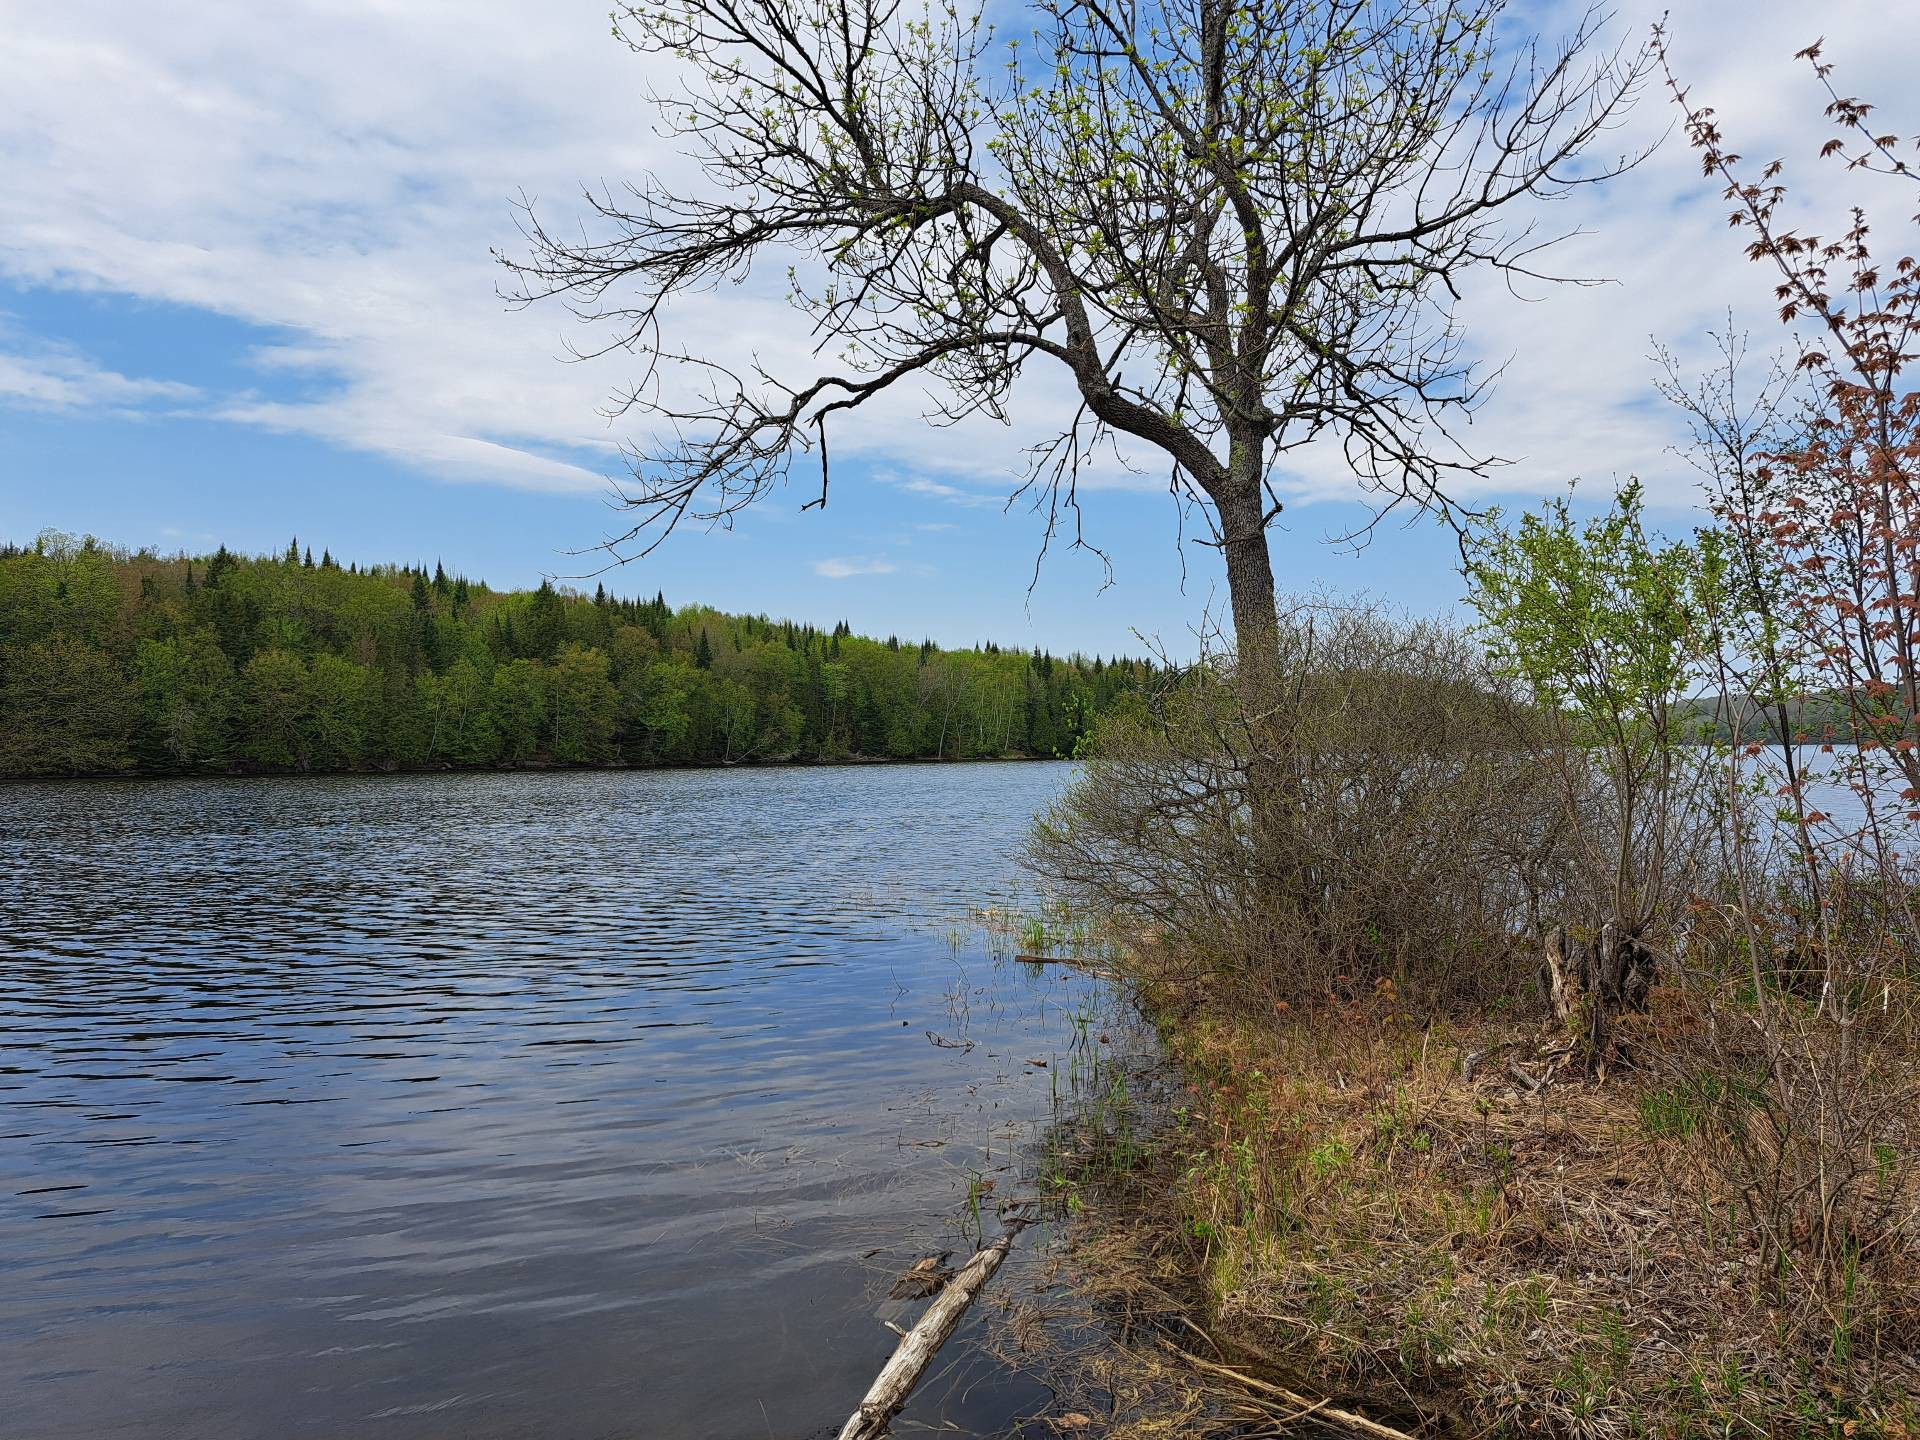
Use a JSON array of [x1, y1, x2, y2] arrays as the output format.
[[814, 556, 899, 579], [0, 0, 1913, 523], [1262, 1, 1920, 516], [0, 1, 687, 492], [0, 333, 197, 414], [899, 477, 1001, 507]]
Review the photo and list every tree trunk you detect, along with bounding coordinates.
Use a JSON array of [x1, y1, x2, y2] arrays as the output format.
[[1218, 470, 1281, 663], [1216, 472, 1293, 927]]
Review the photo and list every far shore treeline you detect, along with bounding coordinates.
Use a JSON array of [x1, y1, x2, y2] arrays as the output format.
[[0, 532, 1152, 778]]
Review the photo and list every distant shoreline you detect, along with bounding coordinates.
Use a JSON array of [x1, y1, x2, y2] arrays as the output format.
[[0, 751, 1078, 785]]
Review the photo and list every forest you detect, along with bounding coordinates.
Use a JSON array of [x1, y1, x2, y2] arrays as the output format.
[[0, 532, 1150, 777]]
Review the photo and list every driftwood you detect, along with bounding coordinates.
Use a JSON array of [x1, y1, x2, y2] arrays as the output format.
[[836, 1224, 1026, 1440], [1168, 1346, 1419, 1440]]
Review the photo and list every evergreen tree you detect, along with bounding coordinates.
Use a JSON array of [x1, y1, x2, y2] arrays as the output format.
[[0, 533, 1143, 775]]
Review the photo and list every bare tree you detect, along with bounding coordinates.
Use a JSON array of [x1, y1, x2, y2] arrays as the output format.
[[501, 0, 1650, 890]]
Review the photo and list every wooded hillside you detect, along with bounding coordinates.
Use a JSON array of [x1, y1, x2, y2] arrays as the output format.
[[0, 532, 1149, 776]]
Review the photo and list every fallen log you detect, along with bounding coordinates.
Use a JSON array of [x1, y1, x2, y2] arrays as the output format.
[[836, 1224, 1025, 1440], [1014, 953, 1122, 980]]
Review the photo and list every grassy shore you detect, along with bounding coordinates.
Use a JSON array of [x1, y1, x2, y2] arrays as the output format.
[[1016, 966, 1919, 1440]]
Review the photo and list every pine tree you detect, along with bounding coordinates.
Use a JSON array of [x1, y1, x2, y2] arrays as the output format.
[[0, 533, 1152, 777]]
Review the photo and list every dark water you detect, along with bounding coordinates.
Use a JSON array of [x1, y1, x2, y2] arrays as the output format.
[[0, 762, 1109, 1439]]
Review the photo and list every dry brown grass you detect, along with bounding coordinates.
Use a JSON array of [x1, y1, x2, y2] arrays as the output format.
[[1014, 975, 1920, 1440]]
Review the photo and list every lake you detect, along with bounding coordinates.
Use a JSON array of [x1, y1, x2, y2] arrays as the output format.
[[0, 762, 1111, 1439]]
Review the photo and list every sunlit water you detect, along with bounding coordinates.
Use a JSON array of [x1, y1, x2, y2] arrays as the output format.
[[1716, 746, 1918, 859], [0, 762, 1112, 1439]]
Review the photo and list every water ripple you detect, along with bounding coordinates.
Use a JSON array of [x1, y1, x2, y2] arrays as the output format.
[[1, 762, 1084, 1439]]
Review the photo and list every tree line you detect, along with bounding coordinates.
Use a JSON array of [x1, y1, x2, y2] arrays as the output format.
[[0, 533, 1151, 777]]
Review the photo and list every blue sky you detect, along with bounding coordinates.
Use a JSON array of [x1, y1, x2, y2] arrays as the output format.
[[3, 1, 1914, 656], [0, 277, 1468, 649]]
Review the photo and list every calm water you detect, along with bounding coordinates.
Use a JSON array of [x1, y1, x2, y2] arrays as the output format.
[[0, 762, 1109, 1439]]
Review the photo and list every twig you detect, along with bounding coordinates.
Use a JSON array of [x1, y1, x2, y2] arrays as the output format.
[[1507, 1060, 1544, 1094], [1164, 1345, 1421, 1440]]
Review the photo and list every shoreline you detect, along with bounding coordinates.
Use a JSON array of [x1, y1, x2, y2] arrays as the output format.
[[1019, 967, 1920, 1440], [0, 750, 1077, 786]]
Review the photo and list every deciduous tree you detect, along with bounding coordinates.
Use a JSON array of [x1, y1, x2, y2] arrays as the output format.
[[503, 0, 1651, 896], [1466, 480, 1722, 1062]]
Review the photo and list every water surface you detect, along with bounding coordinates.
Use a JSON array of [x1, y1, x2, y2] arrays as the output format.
[[1, 762, 1101, 1439]]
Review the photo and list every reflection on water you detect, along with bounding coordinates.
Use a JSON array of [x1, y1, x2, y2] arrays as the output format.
[[0, 762, 1102, 1439]]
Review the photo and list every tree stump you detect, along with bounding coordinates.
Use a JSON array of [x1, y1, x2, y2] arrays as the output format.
[[1544, 921, 1656, 1069]]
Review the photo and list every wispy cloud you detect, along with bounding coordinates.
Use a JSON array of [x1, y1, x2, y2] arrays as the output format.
[[900, 477, 998, 507], [814, 556, 898, 579], [0, 1, 1914, 519], [0, 336, 197, 414]]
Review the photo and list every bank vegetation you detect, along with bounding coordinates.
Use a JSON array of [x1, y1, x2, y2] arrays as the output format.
[[1026, 41, 1920, 1436]]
